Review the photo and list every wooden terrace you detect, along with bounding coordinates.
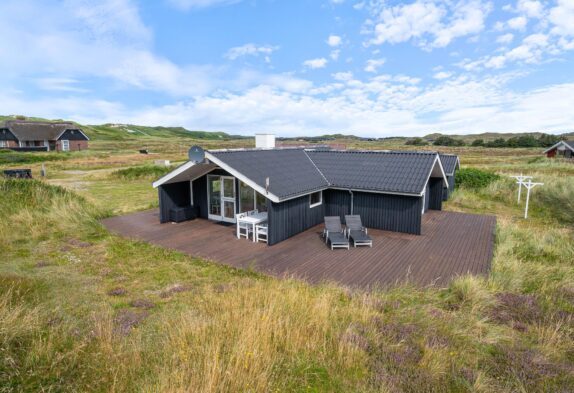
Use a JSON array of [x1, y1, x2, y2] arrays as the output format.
[[102, 209, 496, 288]]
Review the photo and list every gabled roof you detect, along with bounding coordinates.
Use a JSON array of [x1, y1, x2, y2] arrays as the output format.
[[543, 140, 574, 153], [308, 150, 445, 195], [438, 154, 460, 176], [2, 120, 88, 141], [207, 149, 329, 200], [154, 148, 449, 202]]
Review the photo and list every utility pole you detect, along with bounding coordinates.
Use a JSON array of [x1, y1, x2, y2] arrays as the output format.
[[510, 174, 532, 204], [523, 179, 543, 219]]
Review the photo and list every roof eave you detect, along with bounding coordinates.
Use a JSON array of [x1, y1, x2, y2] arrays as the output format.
[[205, 152, 282, 203]]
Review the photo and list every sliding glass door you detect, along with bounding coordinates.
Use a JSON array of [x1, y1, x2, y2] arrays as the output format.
[[208, 175, 236, 222]]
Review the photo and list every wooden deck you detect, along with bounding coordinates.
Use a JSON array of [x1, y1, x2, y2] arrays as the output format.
[[102, 209, 496, 288]]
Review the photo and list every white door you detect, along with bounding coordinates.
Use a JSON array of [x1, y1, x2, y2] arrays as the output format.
[[61, 140, 70, 151], [208, 175, 236, 222]]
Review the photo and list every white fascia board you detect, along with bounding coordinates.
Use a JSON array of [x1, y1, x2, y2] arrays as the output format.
[[421, 154, 449, 193], [205, 152, 281, 203], [152, 161, 196, 188], [55, 128, 91, 141], [543, 141, 574, 154], [328, 187, 422, 197]]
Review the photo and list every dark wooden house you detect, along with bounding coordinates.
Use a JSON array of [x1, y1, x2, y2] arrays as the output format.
[[0, 120, 89, 152], [153, 148, 449, 246], [543, 140, 574, 159], [439, 154, 460, 201]]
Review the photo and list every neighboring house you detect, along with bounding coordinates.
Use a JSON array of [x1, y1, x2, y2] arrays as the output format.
[[439, 154, 461, 201], [0, 120, 89, 151], [153, 141, 449, 246], [543, 140, 574, 159]]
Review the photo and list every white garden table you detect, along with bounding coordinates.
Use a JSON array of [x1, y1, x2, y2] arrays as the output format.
[[236, 212, 268, 242]]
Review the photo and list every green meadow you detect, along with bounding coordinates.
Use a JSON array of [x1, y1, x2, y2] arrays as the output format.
[[1, 136, 573, 392]]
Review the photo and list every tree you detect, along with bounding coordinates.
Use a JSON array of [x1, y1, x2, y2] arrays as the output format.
[[471, 139, 484, 147], [485, 138, 508, 148], [432, 136, 465, 147], [538, 134, 560, 147]]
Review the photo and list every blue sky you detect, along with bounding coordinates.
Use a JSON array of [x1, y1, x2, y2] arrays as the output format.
[[1, 0, 573, 137]]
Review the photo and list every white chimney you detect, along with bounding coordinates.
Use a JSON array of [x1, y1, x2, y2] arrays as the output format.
[[255, 133, 276, 149]]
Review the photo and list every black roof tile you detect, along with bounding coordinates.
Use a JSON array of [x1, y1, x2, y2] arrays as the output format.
[[439, 154, 459, 176], [307, 150, 438, 195], [209, 148, 443, 200], [209, 149, 328, 199]]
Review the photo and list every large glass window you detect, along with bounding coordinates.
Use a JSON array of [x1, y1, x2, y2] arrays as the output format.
[[256, 192, 268, 212], [239, 181, 255, 212], [239, 181, 268, 212]]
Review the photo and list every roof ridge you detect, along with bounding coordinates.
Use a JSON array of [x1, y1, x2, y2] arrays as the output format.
[[303, 150, 330, 185]]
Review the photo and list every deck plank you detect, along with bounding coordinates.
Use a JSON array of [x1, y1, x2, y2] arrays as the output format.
[[102, 209, 496, 289]]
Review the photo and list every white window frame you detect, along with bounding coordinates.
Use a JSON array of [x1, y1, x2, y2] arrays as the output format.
[[207, 175, 236, 223], [309, 191, 323, 208], [239, 181, 268, 213], [61, 140, 70, 151], [0, 140, 6, 148]]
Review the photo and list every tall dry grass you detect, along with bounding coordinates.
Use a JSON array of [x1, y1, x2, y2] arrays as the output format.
[[1, 175, 574, 392]]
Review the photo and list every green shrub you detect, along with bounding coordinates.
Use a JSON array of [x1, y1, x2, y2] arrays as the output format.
[[405, 137, 428, 146], [455, 168, 500, 190], [112, 165, 172, 180], [432, 136, 465, 146]]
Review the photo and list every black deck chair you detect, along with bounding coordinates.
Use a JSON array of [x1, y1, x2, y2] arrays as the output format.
[[345, 215, 373, 247], [323, 216, 350, 250]]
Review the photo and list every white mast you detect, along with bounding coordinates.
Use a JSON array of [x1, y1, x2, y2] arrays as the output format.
[[510, 174, 532, 204]]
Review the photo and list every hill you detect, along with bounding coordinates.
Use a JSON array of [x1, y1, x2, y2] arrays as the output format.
[[0, 115, 245, 141], [424, 131, 574, 143]]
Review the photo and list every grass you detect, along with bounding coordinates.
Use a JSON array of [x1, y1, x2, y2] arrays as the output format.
[[1, 142, 573, 392], [112, 164, 174, 180]]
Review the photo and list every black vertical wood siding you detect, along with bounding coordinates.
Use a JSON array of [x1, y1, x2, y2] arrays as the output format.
[[428, 178, 443, 211], [192, 176, 208, 218], [324, 189, 422, 235], [268, 193, 325, 245], [0, 128, 18, 141], [424, 183, 430, 212], [158, 181, 191, 223], [58, 129, 89, 141]]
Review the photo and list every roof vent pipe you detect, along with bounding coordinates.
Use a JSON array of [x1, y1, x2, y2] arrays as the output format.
[[348, 189, 354, 215]]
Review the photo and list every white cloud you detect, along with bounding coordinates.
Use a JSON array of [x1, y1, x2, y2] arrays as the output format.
[[365, 0, 491, 49], [332, 71, 353, 81], [330, 49, 340, 60], [507, 16, 528, 30], [496, 33, 514, 44], [433, 71, 451, 79], [303, 58, 328, 69], [516, 0, 544, 18], [327, 35, 342, 47], [364, 58, 386, 73], [225, 44, 278, 60], [166, 0, 241, 11], [35, 77, 88, 93], [549, 0, 574, 37]]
